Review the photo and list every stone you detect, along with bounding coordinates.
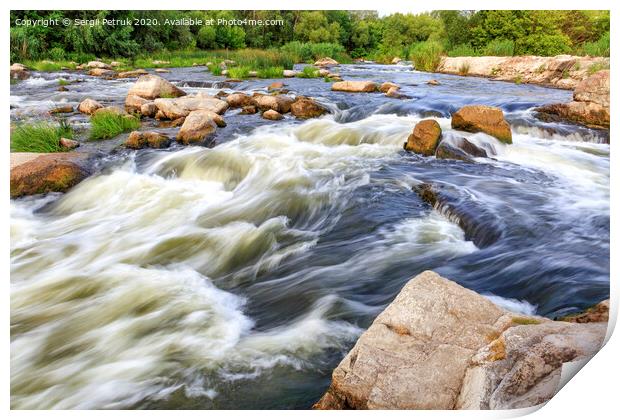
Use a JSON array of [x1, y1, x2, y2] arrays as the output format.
[[89, 68, 115, 77], [50, 104, 73, 114], [391, 57, 402, 64], [427, 79, 440, 85], [262, 109, 283, 120], [77, 98, 103, 115], [319, 69, 330, 77], [154, 93, 229, 120], [379, 82, 400, 93], [117, 69, 149, 78], [124, 131, 171, 149], [127, 74, 186, 100], [11, 63, 30, 80], [283, 70, 298, 78], [332, 81, 378, 93], [435, 137, 488, 162], [385, 86, 403, 98], [451, 105, 512, 144], [125, 94, 150, 114], [87, 60, 111, 69], [314, 271, 608, 410], [559, 300, 610, 324], [176, 110, 223, 144], [268, 81, 284, 90], [290, 97, 327, 119], [155, 68, 171, 73], [249, 71, 258, 77], [140, 102, 159, 118], [59, 138, 79, 150], [10, 153, 89, 198], [314, 57, 339, 67], [92, 106, 127, 117], [240, 105, 258, 115], [255, 95, 294, 114], [225, 93, 257, 108], [110, 61, 122, 67], [404, 120, 442, 155]]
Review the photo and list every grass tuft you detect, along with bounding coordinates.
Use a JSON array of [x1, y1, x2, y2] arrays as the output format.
[[297, 66, 320, 78], [11, 120, 74, 152], [256, 66, 283, 78], [227, 66, 251, 79], [89, 111, 140, 140]]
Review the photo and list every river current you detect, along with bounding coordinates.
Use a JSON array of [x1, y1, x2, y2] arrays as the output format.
[[10, 63, 609, 409]]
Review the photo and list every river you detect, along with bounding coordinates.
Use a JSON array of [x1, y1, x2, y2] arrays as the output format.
[[10, 63, 610, 409]]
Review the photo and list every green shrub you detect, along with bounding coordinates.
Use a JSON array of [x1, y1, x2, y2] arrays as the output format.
[[409, 40, 445, 72], [280, 41, 351, 63], [11, 120, 74, 152], [49, 47, 66, 61], [581, 32, 610, 57], [448, 44, 479, 57], [484, 39, 514, 56], [257, 66, 283, 78], [297, 65, 320, 78], [227, 66, 251, 79], [208, 63, 222, 75], [89, 111, 140, 140]]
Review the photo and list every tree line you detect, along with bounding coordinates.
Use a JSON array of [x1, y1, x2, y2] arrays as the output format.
[[10, 10, 610, 64]]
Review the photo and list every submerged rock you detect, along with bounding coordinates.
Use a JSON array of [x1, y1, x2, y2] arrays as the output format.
[[314, 271, 607, 410], [127, 74, 186, 100], [290, 97, 327, 119], [78, 98, 103, 115], [124, 131, 171, 149], [404, 120, 442, 155], [50, 104, 73, 114], [262, 109, 284, 120], [10, 153, 89, 198], [332, 81, 378, 93], [451, 105, 512, 144], [427, 79, 440, 85], [435, 137, 488, 162]]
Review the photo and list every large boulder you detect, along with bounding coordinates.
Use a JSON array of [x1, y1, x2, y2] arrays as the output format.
[[255, 94, 294, 114], [290, 97, 327, 119], [127, 74, 186, 100], [314, 271, 607, 410], [77, 98, 103, 115], [125, 94, 151, 114], [124, 131, 171, 149], [176, 110, 224, 144], [283, 69, 298, 78], [117, 69, 149, 78], [87, 60, 111, 69], [451, 105, 512, 144], [10, 63, 30, 80], [262, 109, 284, 120], [89, 68, 115, 77], [154, 93, 229, 120], [403, 120, 442, 155], [332, 81, 378, 93], [10, 153, 89, 198], [573, 70, 609, 107], [314, 57, 339, 67], [225, 93, 256, 108], [379, 82, 399, 93]]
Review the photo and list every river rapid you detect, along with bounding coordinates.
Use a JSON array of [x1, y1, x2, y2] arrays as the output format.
[[10, 63, 610, 409]]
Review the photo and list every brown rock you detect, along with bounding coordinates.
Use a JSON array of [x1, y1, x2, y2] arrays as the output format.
[[385, 86, 404, 98], [290, 97, 327, 119], [262, 109, 283, 120], [427, 79, 440, 85], [125, 94, 150, 114], [117, 69, 149, 78], [124, 131, 171, 149], [77, 98, 103, 115], [559, 300, 610, 323], [451, 105, 512, 144], [88, 68, 115, 77], [50, 104, 74, 114], [225, 93, 256, 108], [155, 68, 171, 73], [127, 74, 186, 100], [255, 95, 294, 113], [154, 93, 228, 120], [240, 105, 258, 115], [331, 81, 377, 93], [11, 63, 30, 80], [268, 81, 284, 90], [176, 110, 222, 144], [404, 120, 442, 155], [314, 57, 339, 67], [379, 82, 399, 93], [435, 137, 488, 162], [140, 102, 158, 118], [59, 138, 79, 150], [10, 153, 89, 198], [573, 70, 609, 106], [87, 60, 111, 69]]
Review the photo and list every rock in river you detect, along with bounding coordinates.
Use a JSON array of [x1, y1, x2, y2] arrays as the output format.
[[125, 131, 171, 149], [290, 97, 327, 119], [262, 109, 284, 120], [255, 94, 294, 114], [314, 57, 339, 67], [154, 93, 229, 120], [314, 271, 607, 410], [176, 110, 224, 144], [78, 98, 103, 115], [127, 74, 186, 100], [435, 137, 488, 162], [225, 93, 257, 108], [451, 105, 512, 144], [332, 81, 378, 93], [403, 119, 442, 155]]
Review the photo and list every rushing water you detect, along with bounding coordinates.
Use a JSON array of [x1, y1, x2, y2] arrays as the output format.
[[10, 63, 609, 409]]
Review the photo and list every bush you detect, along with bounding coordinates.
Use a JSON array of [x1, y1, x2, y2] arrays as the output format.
[[448, 44, 480, 57], [580, 32, 610, 57], [516, 34, 571, 56], [297, 65, 320, 78], [208, 63, 222, 75], [280, 41, 351, 63], [11, 120, 74, 152], [409, 40, 445, 72], [90, 111, 140, 140], [227, 66, 251, 79], [49, 47, 66, 62], [483, 39, 514, 56], [256, 66, 283, 78]]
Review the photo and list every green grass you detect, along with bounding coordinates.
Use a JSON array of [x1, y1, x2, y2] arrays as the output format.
[[458, 62, 470, 75], [511, 316, 541, 326], [24, 60, 77, 72], [483, 39, 515, 56], [89, 111, 140, 140], [227, 66, 251, 79], [207, 63, 222, 75], [297, 66, 320, 78], [448, 44, 479, 57], [587, 62, 609, 76], [409, 40, 445, 72], [256, 66, 283, 78], [11, 120, 74, 152], [580, 32, 610, 57], [58, 78, 70, 86]]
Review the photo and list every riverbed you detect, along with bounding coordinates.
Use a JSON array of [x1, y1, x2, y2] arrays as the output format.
[[10, 63, 610, 409]]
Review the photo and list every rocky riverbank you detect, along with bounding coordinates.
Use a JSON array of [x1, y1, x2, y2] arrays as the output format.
[[436, 55, 609, 90], [314, 271, 608, 410]]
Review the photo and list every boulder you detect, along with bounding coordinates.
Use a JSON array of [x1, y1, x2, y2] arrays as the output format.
[[403, 120, 442, 155], [332, 81, 378, 93], [155, 68, 171, 73], [77, 98, 103, 115], [10, 153, 89, 198], [283, 70, 298, 78], [391, 57, 402, 64], [559, 300, 610, 324], [249, 71, 258, 77], [127, 74, 186, 100], [154, 93, 229, 120], [268, 81, 284, 90], [314, 57, 339, 67], [140, 102, 159, 118], [50, 104, 73, 114], [117, 69, 149, 78], [176, 110, 223, 144], [435, 137, 488, 162], [225, 93, 256, 108], [262, 109, 283, 120], [379, 82, 400, 93], [290, 97, 327, 119], [10, 63, 30, 80], [319, 69, 330, 77], [125, 94, 150, 113], [124, 131, 171, 149], [158, 117, 186, 128], [240, 105, 258, 115], [451, 105, 512, 144], [255, 94, 294, 114], [110, 61, 122, 67], [314, 271, 608, 410], [385, 86, 405, 98], [59, 138, 79, 150], [427, 79, 441, 85], [87, 60, 111, 69], [89, 68, 115, 77]]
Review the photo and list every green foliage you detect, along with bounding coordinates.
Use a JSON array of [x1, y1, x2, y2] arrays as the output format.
[[580, 32, 610, 57], [196, 26, 217, 49], [58, 79, 70, 86], [483, 39, 514, 56], [587, 62, 609, 76], [297, 66, 321, 78], [458, 62, 470, 75], [280, 41, 350, 63], [256, 66, 283, 78], [227, 66, 251, 79], [89, 111, 140, 140], [208, 63, 222, 75], [294, 11, 341, 43], [11, 120, 74, 153], [448, 44, 479, 57], [409, 40, 445, 72]]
